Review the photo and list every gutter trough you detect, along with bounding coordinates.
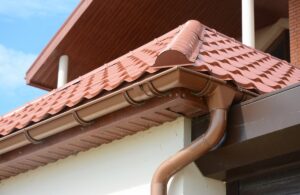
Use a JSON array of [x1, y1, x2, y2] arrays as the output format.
[[0, 67, 250, 156]]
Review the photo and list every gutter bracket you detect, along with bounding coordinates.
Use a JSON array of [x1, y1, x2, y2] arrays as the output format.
[[147, 82, 168, 97], [72, 111, 94, 126], [139, 81, 168, 98], [139, 85, 153, 97], [123, 90, 145, 106], [24, 130, 43, 145], [192, 77, 213, 97]]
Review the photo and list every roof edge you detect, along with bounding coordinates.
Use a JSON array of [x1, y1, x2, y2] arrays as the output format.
[[0, 88, 204, 180], [0, 67, 251, 155], [25, 0, 93, 90]]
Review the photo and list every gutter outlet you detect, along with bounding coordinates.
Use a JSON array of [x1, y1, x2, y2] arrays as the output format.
[[151, 85, 236, 195]]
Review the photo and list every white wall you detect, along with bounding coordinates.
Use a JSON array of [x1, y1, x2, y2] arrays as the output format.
[[0, 117, 225, 195]]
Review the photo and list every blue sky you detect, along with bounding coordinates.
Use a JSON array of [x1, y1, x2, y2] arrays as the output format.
[[0, 0, 80, 115]]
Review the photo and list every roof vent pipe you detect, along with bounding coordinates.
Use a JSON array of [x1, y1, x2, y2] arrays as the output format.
[[242, 0, 255, 47], [151, 85, 236, 195], [57, 55, 69, 88]]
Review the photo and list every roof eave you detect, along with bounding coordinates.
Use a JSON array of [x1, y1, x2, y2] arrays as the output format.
[[0, 67, 252, 180], [25, 0, 93, 90]]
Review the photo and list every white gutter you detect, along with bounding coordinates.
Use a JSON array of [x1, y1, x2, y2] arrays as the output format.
[[57, 55, 69, 88], [242, 0, 255, 47]]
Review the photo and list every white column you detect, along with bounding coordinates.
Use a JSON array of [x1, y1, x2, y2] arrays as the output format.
[[57, 55, 69, 88], [242, 0, 255, 47]]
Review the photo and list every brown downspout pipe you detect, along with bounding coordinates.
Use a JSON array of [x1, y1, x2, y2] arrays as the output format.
[[151, 85, 236, 195]]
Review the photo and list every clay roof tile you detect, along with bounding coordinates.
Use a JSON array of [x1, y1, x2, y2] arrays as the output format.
[[1, 20, 299, 136]]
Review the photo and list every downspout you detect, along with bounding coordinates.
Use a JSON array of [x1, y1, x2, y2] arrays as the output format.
[[151, 84, 236, 195]]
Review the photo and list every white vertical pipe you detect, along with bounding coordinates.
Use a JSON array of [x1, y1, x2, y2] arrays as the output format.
[[57, 55, 69, 88], [242, 0, 255, 47]]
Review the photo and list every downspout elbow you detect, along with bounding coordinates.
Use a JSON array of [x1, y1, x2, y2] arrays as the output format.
[[151, 85, 236, 195]]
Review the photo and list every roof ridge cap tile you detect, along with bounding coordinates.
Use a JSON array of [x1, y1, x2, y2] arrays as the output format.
[[153, 20, 204, 67]]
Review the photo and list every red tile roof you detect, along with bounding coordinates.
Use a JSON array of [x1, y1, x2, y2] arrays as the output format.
[[1, 20, 300, 137]]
